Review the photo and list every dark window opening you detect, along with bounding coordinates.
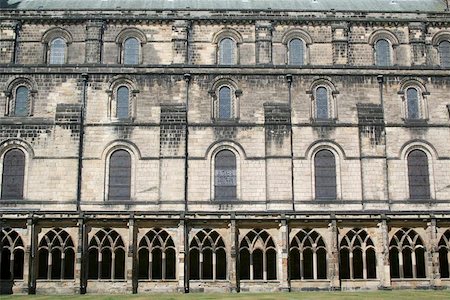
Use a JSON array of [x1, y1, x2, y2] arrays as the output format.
[[2, 149, 25, 200], [123, 37, 139, 65], [252, 249, 263, 280], [375, 39, 391, 66], [239, 249, 250, 280], [408, 150, 430, 200], [353, 248, 364, 279], [101, 249, 112, 279], [14, 86, 29, 117], [415, 248, 426, 278], [389, 248, 400, 278], [366, 248, 377, 279], [303, 248, 313, 279], [116, 86, 130, 119], [88, 249, 98, 279], [315, 150, 337, 200], [339, 248, 350, 279], [108, 150, 131, 200], [214, 150, 237, 200], [219, 38, 234, 65], [289, 249, 300, 280], [189, 249, 200, 280], [138, 248, 149, 279], [289, 38, 305, 66], [439, 40, 450, 68], [115, 248, 125, 280], [439, 248, 449, 278]]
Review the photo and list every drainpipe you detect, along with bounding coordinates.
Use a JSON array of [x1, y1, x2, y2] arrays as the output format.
[[99, 21, 106, 63], [286, 74, 295, 212], [377, 75, 390, 210], [13, 21, 21, 64], [184, 73, 191, 213], [77, 73, 88, 213]]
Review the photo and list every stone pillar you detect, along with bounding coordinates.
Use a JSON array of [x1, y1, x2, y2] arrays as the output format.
[[329, 219, 340, 290], [172, 20, 190, 64], [378, 218, 391, 289], [127, 217, 137, 293], [428, 218, 440, 288], [255, 21, 273, 64], [27, 216, 37, 294], [177, 219, 188, 292], [280, 219, 290, 291], [85, 20, 104, 63], [331, 22, 349, 65], [0, 20, 19, 64], [75, 217, 83, 294], [409, 22, 427, 66], [229, 219, 239, 292]]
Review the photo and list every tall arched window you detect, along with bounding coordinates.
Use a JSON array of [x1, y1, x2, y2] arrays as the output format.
[[189, 229, 226, 280], [14, 86, 30, 117], [375, 39, 391, 67], [123, 37, 140, 65], [138, 228, 176, 280], [339, 229, 377, 280], [439, 41, 450, 68], [239, 229, 277, 281], [116, 86, 130, 119], [49, 38, 67, 64], [218, 86, 232, 120], [289, 229, 327, 280], [88, 228, 125, 280], [108, 150, 131, 200], [288, 38, 305, 66], [438, 230, 450, 279], [2, 149, 25, 200], [0, 228, 24, 280], [407, 150, 430, 200], [214, 150, 237, 200], [315, 87, 329, 120], [406, 88, 420, 120], [37, 228, 75, 280], [314, 150, 337, 200], [389, 228, 426, 279], [219, 38, 235, 65]]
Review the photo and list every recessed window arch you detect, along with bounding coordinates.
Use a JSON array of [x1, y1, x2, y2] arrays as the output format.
[[37, 228, 75, 280], [369, 30, 399, 67], [0, 228, 25, 280], [138, 228, 176, 280], [239, 229, 277, 281], [189, 229, 227, 280], [116, 28, 147, 65], [210, 79, 241, 121], [123, 37, 140, 65], [214, 149, 237, 201], [107, 77, 139, 120], [107, 149, 132, 201], [288, 38, 306, 66], [407, 149, 431, 200], [438, 230, 450, 279], [389, 228, 426, 279], [339, 229, 377, 280], [219, 38, 236, 65], [289, 229, 327, 280], [309, 79, 338, 122], [439, 40, 450, 68], [399, 80, 429, 122], [314, 149, 337, 200], [88, 228, 125, 280], [49, 38, 67, 64], [1, 148, 26, 200], [5, 77, 37, 117]]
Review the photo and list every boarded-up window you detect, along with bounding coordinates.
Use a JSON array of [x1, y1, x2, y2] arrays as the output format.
[[316, 87, 329, 120], [2, 149, 25, 199], [314, 150, 336, 200], [219, 86, 232, 119], [375, 39, 391, 67], [108, 150, 131, 200], [408, 150, 430, 200], [14, 86, 29, 117], [49, 38, 66, 64], [214, 150, 236, 200], [439, 41, 450, 68], [219, 38, 235, 65], [406, 88, 419, 119], [289, 38, 304, 66], [116, 86, 129, 119], [123, 37, 139, 65]]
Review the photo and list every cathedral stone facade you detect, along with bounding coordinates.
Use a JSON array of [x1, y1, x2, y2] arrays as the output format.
[[1, 0, 450, 294]]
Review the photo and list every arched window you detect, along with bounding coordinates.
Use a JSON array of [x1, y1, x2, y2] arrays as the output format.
[[407, 150, 430, 200], [88, 228, 125, 280], [123, 37, 140, 65], [138, 228, 176, 280], [406, 88, 420, 120], [214, 150, 237, 200], [108, 150, 131, 201], [218, 86, 232, 120], [288, 38, 305, 66], [37, 228, 75, 280], [289, 229, 327, 280], [116, 86, 130, 119], [339, 229, 377, 280], [315, 87, 329, 120], [0, 228, 24, 280], [239, 229, 276, 281], [49, 38, 67, 64], [219, 38, 235, 65], [14, 86, 30, 117], [438, 230, 450, 279], [389, 228, 426, 279], [375, 39, 391, 66], [314, 150, 337, 200], [189, 229, 226, 280], [1, 149, 25, 200], [439, 40, 450, 68]]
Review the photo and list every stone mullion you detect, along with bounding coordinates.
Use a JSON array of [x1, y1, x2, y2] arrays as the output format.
[[199, 251, 203, 280], [263, 250, 267, 281], [447, 251, 450, 279], [313, 251, 318, 280], [398, 250, 404, 278], [148, 250, 153, 280], [47, 250, 52, 280], [212, 251, 216, 280], [162, 251, 167, 280], [97, 252, 102, 279], [412, 250, 417, 278], [349, 251, 354, 279], [362, 249, 367, 280], [111, 252, 116, 280], [300, 251, 304, 280], [250, 252, 254, 280], [61, 253, 65, 280]]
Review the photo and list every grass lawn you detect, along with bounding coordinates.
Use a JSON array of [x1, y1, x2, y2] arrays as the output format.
[[2, 291, 450, 300]]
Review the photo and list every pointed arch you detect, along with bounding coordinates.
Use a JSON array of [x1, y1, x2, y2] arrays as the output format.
[[0, 228, 25, 280], [438, 230, 450, 278]]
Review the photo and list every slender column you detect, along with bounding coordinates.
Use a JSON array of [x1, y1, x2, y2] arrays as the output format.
[[27, 216, 37, 294], [47, 251, 52, 280], [263, 250, 267, 281], [398, 251, 404, 278], [349, 252, 354, 279], [362, 250, 367, 280], [300, 251, 304, 280], [378, 219, 391, 289], [199, 252, 203, 280], [428, 218, 440, 287], [177, 219, 188, 293], [313, 252, 318, 280], [280, 219, 290, 291], [329, 219, 340, 290], [412, 251, 417, 278], [111, 253, 116, 280], [78, 218, 88, 294], [162, 252, 167, 280], [127, 217, 137, 293], [212, 252, 216, 280], [229, 218, 238, 292], [97, 252, 101, 279], [250, 253, 253, 280], [149, 252, 153, 279]]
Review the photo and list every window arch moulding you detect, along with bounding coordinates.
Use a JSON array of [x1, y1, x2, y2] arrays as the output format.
[[431, 31, 450, 68], [398, 79, 429, 123], [4, 77, 37, 117], [307, 78, 339, 123], [115, 28, 147, 65], [368, 30, 399, 67], [41, 27, 73, 64], [106, 76, 140, 121], [212, 28, 243, 65], [281, 29, 313, 66], [209, 78, 241, 122]]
